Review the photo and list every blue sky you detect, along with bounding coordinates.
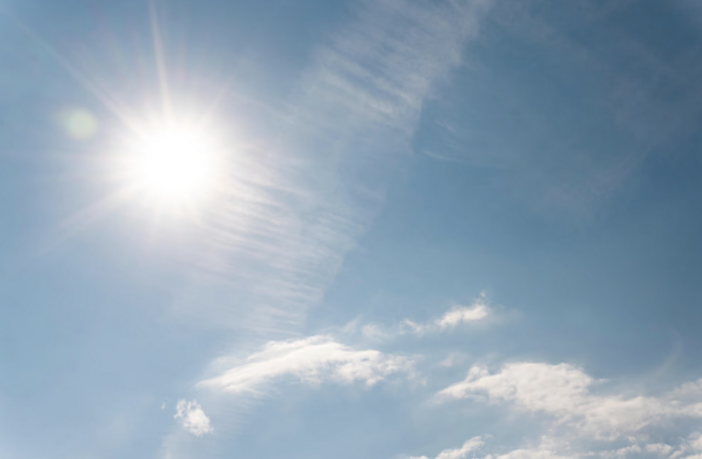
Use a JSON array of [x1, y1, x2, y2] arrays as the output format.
[[2, 0, 702, 458]]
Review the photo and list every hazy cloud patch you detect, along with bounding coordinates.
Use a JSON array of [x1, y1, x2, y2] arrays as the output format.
[[174, 400, 213, 437]]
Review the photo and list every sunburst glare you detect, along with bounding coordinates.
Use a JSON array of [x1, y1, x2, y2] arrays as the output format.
[[120, 118, 222, 211]]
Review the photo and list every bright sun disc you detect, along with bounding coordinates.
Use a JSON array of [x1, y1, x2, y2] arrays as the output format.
[[125, 121, 220, 207]]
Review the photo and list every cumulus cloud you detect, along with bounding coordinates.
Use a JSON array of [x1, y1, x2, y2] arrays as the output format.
[[400, 362, 702, 459], [198, 336, 416, 394], [438, 362, 702, 439], [174, 400, 213, 437]]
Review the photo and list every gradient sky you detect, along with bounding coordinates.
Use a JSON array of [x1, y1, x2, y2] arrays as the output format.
[[2, 1, 702, 458]]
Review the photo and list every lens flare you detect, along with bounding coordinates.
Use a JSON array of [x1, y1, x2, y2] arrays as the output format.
[[62, 109, 99, 140]]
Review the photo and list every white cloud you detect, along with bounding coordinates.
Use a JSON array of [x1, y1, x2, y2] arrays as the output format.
[[199, 336, 416, 394], [436, 303, 490, 329], [668, 432, 702, 459], [438, 362, 702, 439], [340, 296, 493, 343], [688, 433, 702, 452], [404, 436, 575, 459], [403, 295, 492, 336], [405, 435, 688, 459], [174, 400, 213, 437], [408, 436, 485, 459], [411, 363, 702, 459]]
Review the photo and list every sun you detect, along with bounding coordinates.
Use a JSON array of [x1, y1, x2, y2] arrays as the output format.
[[122, 119, 221, 210]]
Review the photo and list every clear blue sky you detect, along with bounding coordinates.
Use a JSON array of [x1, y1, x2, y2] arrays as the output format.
[[2, 1, 702, 458]]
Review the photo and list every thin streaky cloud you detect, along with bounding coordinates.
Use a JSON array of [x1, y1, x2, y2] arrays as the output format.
[[299, 0, 492, 132]]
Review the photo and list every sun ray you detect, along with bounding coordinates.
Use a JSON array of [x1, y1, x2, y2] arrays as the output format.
[[148, 0, 173, 121]]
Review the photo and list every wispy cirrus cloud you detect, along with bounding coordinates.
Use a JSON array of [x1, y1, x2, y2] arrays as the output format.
[[198, 336, 417, 395], [300, 0, 492, 131], [179, 0, 495, 339]]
